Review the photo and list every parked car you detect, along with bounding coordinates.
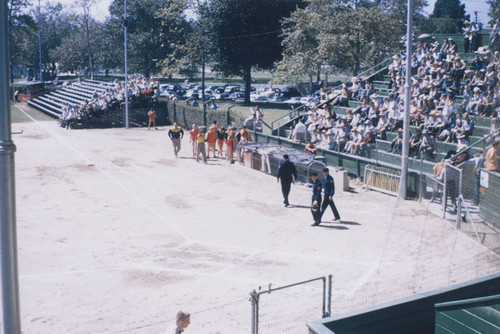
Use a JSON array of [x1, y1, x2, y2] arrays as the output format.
[[250, 95, 269, 103], [283, 96, 302, 104], [280, 86, 301, 99]]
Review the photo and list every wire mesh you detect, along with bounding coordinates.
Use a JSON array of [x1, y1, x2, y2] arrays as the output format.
[[251, 278, 327, 334]]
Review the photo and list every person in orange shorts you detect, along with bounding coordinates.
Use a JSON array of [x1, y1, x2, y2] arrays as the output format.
[[217, 127, 227, 158], [206, 125, 218, 158], [147, 109, 157, 130], [189, 124, 199, 158], [226, 127, 236, 163]]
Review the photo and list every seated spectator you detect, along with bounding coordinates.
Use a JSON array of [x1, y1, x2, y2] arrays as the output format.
[[305, 140, 318, 155], [419, 129, 437, 161], [409, 128, 423, 157], [387, 128, 403, 154]]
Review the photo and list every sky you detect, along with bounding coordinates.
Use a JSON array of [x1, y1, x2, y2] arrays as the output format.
[[38, 0, 491, 27]]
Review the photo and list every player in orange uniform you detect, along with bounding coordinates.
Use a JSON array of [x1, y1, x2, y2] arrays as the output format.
[[189, 124, 199, 158], [226, 127, 236, 163], [206, 126, 218, 158]]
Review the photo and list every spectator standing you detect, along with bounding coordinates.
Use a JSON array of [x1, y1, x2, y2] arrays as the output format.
[[310, 172, 323, 226], [226, 127, 236, 164], [217, 127, 227, 159], [319, 168, 341, 222], [277, 154, 297, 207], [168, 122, 184, 158], [485, 138, 500, 171]]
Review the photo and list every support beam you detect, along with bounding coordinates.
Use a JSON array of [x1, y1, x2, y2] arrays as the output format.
[[0, 1, 22, 332]]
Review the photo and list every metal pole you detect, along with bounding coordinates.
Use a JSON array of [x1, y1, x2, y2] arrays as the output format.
[[124, 0, 129, 128], [0, 1, 22, 332], [456, 168, 462, 228], [38, 0, 42, 82], [399, 0, 413, 199], [202, 49, 206, 127], [327, 274, 332, 317]]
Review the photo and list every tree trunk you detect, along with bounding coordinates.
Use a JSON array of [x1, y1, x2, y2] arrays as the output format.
[[243, 64, 251, 104]]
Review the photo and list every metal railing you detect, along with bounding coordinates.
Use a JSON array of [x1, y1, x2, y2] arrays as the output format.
[[250, 275, 332, 334]]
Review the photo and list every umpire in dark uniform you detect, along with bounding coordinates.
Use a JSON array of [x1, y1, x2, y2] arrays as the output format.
[[277, 154, 297, 207], [310, 172, 322, 226], [319, 167, 341, 222]]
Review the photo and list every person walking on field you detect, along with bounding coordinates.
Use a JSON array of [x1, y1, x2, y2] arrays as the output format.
[[147, 109, 157, 130], [277, 154, 297, 207], [310, 172, 322, 226], [189, 124, 199, 158], [168, 122, 184, 158], [195, 127, 208, 163], [217, 127, 227, 158], [319, 167, 341, 223], [206, 126, 218, 158], [226, 127, 236, 164]]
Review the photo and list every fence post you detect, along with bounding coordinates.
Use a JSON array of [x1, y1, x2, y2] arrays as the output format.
[[456, 168, 462, 229], [327, 274, 332, 317], [419, 151, 424, 201], [250, 290, 259, 334], [443, 165, 447, 218], [173, 103, 177, 123]]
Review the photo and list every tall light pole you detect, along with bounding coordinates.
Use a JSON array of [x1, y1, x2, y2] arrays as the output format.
[[202, 48, 206, 127], [38, 0, 42, 81], [0, 1, 22, 332], [123, 0, 129, 128], [399, 0, 413, 199]]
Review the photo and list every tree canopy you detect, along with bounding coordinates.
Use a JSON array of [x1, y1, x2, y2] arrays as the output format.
[[430, 0, 469, 32], [200, 0, 305, 103]]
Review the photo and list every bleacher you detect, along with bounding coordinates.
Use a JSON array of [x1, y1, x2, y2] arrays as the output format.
[[26, 79, 149, 128], [271, 47, 496, 180]]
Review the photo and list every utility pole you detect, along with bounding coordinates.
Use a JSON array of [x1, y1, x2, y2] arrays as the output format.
[[123, 0, 129, 128], [399, 0, 413, 199], [202, 48, 206, 127], [38, 0, 42, 81], [0, 1, 22, 332]]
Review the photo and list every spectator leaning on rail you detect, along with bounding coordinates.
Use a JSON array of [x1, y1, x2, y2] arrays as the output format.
[[485, 138, 500, 172]]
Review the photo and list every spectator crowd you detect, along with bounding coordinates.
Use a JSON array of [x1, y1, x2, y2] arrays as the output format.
[[59, 76, 159, 128], [286, 37, 500, 166]]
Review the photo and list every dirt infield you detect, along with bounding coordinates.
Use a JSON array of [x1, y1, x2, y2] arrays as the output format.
[[10, 104, 500, 333]]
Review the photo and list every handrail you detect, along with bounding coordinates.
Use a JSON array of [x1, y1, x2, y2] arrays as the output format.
[[449, 127, 500, 161], [356, 57, 392, 80], [270, 83, 344, 131]]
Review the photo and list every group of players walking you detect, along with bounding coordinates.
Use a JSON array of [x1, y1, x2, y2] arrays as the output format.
[[168, 123, 340, 226], [277, 154, 341, 226], [167, 121, 252, 163]]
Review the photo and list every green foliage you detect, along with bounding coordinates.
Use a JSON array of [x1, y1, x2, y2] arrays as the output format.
[[107, 0, 190, 77], [201, 0, 305, 103], [488, 0, 500, 26], [430, 0, 469, 30], [277, 0, 427, 80]]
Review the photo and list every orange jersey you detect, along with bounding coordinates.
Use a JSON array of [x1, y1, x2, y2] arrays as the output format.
[[207, 130, 217, 144], [226, 133, 235, 147], [190, 129, 199, 142]]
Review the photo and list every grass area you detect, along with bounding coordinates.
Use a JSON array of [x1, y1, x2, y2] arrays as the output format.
[[10, 103, 54, 123]]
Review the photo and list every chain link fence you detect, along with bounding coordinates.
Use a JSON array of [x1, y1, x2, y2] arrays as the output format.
[[250, 276, 332, 334], [166, 100, 243, 129], [419, 151, 500, 255]]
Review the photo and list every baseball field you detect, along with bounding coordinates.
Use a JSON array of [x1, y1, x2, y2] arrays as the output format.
[[9, 104, 500, 333]]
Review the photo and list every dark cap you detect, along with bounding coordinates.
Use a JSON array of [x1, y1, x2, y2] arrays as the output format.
[[311, 172, 318, 176], [283, 154, 289, 159], [323, 167, 329, 172]]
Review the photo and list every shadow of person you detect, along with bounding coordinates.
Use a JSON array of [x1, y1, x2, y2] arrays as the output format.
[[338, 220, 360, 226], [318, 225, 349, 230], [288, 204, 311, 209]]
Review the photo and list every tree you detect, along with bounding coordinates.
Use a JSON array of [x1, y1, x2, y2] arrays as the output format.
[[430, 0, 469, 32], [8, 0, 36, 83], [278, 0, 422, 80], [201, 0, 305, 104], [107, 0, 190, 77], [488, 0, 500, 26]]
